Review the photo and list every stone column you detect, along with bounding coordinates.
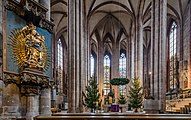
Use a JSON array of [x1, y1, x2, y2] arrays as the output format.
[[0, 43, 2, 109], [39, 88, 51, 115], [2, 83, 20, 117], [79, 0, 88, 112], [145, 0, 167, 113], [2, 72, 20, 118], [0, 0, 3, 108], [126, 41, 130, 95], [40, 0, 50, 20], [68, 0, 87, 112], [111, 42, 120, 78], [98, 41, 104, 104], [26, 94, 39, 120], [111, 42, 119, 100], [135, 16, 144, 84], [20, 69, 50, 119], [68, 0, 76, 112], [130, 24, 135, 79], [0, 0, 2, 34], [75, 0, 80, 112]]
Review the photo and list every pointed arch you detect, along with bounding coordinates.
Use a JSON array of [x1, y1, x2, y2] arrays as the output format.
[[103, 52, 111, 96], [119, 50, 127, 96], [168, 21, 178, 91]]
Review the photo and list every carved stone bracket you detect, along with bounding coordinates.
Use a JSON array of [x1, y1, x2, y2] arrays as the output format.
[[21, 85, 40, 95], [3, 71, 20, 86], [21, 69, 49, 84], [20, 69, 50, 95], [4, 0, 25, 17], [25, 0, 48, 19], [39, 76, 49, 88], [39, 18, 54, 33], [20, 72, 39, 85], [5, 0, 54, 33], [5, 0, 47, 18], [3, 69, 49, 96]]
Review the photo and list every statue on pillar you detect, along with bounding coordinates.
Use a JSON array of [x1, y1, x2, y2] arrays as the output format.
[[144, 87, 154, 99], [9, 23, 49, 71]]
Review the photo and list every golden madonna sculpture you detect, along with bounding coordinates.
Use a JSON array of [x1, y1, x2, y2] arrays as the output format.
[[9, 23, 49, 71]]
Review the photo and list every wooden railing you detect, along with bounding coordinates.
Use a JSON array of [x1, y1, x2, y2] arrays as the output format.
[[34, 113, 191, 120], [166, 89, 191, 113]]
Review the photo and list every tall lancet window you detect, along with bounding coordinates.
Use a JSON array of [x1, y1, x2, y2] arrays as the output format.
[[90, 54, 94, 77], [104, 55, 110, 95], [57, 39, 63, 93], [169, 22, 178, 90], [119, 53, 126, 96]]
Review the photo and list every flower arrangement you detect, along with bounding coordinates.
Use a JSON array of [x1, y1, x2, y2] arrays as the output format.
[[110, 78, 129, 85]]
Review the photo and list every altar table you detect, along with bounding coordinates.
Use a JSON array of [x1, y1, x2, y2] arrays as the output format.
[[102, 104, 128, 112]]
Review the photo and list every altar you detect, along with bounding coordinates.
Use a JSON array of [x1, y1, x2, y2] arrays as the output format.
[[102, 104, 128, 112]]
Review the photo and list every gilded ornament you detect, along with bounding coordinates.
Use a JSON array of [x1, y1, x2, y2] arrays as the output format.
[[8, 23, 49, 71]]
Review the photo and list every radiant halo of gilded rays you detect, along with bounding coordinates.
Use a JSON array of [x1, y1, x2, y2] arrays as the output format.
[[8, 24, 49, 71]]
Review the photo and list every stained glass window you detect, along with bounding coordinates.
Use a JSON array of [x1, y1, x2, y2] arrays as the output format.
[[104, 55, 110, 95], [119, 53, 126, 96], [57, 39, 63, 93], [90, 54, 94, 77], [169, 22, 177, 89]]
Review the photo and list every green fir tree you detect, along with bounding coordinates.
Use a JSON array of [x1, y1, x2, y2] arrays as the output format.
[[82, 77, 100, 111], [118, 94, 127, 104], [128, 78, 143, 111]]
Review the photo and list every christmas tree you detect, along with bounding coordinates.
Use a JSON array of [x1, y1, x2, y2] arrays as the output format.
[[128, 78, 143, 111], [82, 77, 100, 111], [118, 94, 127, 104]]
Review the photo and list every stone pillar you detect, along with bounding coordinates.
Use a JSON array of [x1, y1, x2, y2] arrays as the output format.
[[75, 0, 80, 112], [0, 0, 3, 108], [146, 0, 167, 113], [26, 94, 39, 120], [130, 24, 135, 79], [79, 0, 88, 112], [0, 0, 2, 34], [98, 41, 104, 104], [40, 0, 50, 20], [126, 41, 130, 95], [0, 52, 2, 109], [68, 0, 87, 112], [111, 42, 119, 100], [135, 16, 144, 84], [2, 72, 20, 118], [51, 87, 56, 108], [39, 88, 51, 115], [2, 83, 20, 117], [20, 69, 50, 119], [68, 0, 76, 113], [111, 42, 119, 79]]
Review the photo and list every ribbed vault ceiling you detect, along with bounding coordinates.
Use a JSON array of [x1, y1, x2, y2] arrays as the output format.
[[50, 0, 189, 49]]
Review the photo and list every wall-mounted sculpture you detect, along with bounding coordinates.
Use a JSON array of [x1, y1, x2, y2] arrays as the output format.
[[8, 23, 49, 71]]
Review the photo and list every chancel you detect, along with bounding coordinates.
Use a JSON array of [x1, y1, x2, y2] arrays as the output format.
[[0, 0, 191, 120]]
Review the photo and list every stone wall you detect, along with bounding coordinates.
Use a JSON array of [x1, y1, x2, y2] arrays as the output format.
[[0, 0, 53, 119]]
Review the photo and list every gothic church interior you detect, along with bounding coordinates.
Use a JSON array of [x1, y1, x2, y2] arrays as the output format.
[[0, 0, 191, 119]]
